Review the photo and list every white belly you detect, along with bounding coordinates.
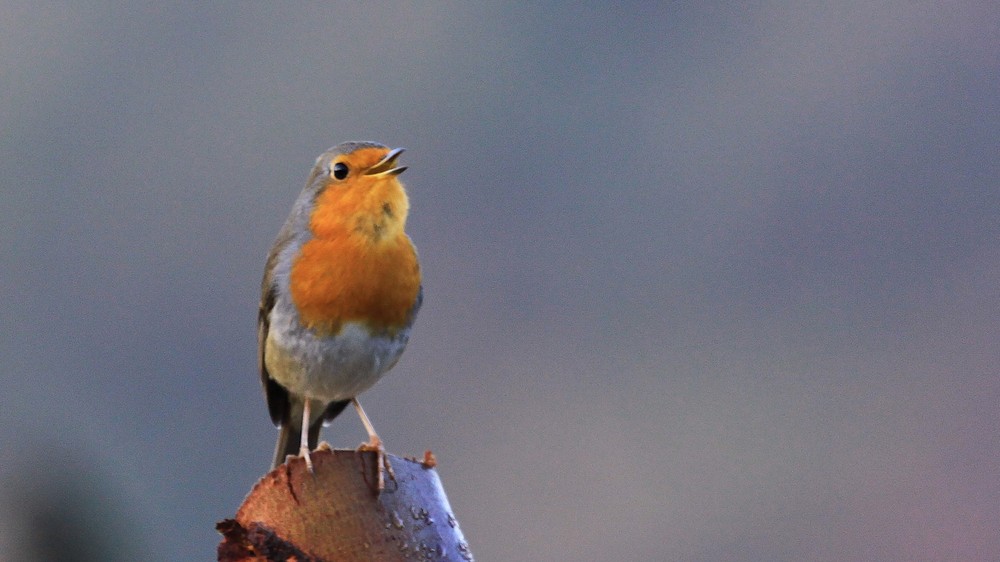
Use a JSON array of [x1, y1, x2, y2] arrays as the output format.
[[265, 308, 411, 401]]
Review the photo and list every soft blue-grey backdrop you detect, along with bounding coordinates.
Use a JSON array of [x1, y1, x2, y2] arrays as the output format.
[[2, 3, 998, 560]]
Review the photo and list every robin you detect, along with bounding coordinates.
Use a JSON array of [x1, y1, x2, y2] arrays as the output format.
[[258, 141, 422, 483]]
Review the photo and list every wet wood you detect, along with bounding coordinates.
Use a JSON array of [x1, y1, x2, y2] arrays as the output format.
[[217, 446, 473, 561]]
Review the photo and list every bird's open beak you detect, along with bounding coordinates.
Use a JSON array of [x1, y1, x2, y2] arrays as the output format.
[[365, 147, 407, 176]]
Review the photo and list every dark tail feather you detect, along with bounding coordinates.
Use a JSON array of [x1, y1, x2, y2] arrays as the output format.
[[320, 399, 351, 426], [271, 399, 351, 469], [272, 420, 299, 469]]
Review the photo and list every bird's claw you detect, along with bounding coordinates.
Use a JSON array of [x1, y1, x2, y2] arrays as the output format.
[[358, 436, 395, 492], [300, 446, 314, 474]]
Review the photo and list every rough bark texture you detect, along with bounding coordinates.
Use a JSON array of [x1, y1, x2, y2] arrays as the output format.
[[217, 445, 473, 561]]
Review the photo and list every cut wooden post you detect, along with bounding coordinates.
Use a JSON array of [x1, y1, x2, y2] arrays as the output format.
[[217, 445, 473, 561]]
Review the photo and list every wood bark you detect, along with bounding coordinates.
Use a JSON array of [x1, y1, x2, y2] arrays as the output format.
[[217, 445, 473, 561]]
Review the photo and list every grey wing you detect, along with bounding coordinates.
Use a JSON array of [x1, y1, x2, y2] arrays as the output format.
[[410, 284, 424, 323], [259, 285, 288, 427], [259, 226, 295, 427]]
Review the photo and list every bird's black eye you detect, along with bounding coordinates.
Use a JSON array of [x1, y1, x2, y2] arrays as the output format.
[[332, 162, 349, 180]]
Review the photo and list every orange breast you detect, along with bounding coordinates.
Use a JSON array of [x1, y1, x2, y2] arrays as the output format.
[[289, 233, 421, 336]]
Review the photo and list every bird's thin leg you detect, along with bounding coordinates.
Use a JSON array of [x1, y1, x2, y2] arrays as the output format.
[[353, 397, 382, 447], [353, 398, 394, 490], [300, 399, 313, 473]]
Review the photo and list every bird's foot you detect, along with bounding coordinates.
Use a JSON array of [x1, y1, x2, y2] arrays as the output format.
[[299, 445, 314, 474], [358, 436, 395, 492]]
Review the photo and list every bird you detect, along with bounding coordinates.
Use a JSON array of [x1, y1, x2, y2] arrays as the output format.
[[258, 141, 422, 483]]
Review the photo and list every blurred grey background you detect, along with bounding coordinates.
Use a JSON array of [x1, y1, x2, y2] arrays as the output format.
[[1, 2, 998, 560]]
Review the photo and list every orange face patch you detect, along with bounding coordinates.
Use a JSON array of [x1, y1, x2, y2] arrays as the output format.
[[288, 147, 420, 336], [308, 149, 411, 240]]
